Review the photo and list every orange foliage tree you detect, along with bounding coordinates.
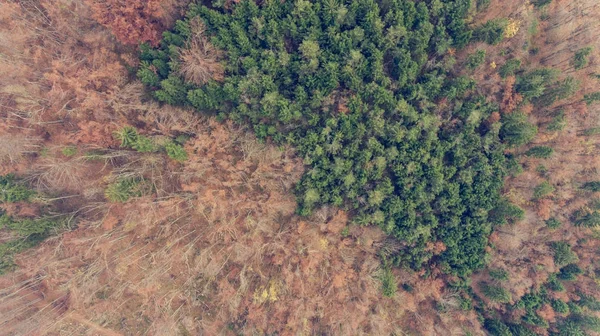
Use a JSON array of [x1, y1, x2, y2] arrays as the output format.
[[500, 76, 523, 114], [88, 0, 171, 46]]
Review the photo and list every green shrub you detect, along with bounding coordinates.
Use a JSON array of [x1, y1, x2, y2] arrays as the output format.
[[473, 19, 508, 45], [536, 164, 548, 176], [1, 215, 61, 238], [533, 76, 579, 107], [506, 155, 524, 177], [499, 59, 522, 78], [481, 283, 512, 303], [547, 110, 566, 131], [0, 213, 63, 274], [546, 274, 565, 292], [484, 319, 512, 336], [105, 178, 145, 203], [569, 302, 584, 315], [572, 47, 593, 70], [532, 0, 552, 7], [551, 299, 570, 314], [555, 320, 585, 336], [508, 324, 536, 336], [525, 146, 554, 158], [0, 175, 35, 203], [582, 181, 600, 192], [522, 311, 548, 327], [115, 126, 139, 148], [577, 293, 600, 311], [489, 198, 525, 225], [489, 268, 509, 281], [582, 127, 600, 136], [379, 267, 397, 298], [467, 50, 486, 69], [558, 264, 582, 281], [501, 112, 538, 147], [545, 218, 561, 229], [550, 241, 578, 267], [570, 314, 600, 333], [533, 181, 554, 199], [132, 135, 158, 153], [61, 146, 78, 157], [573, 210, 600, 227], [516, 68, 558, 101], [584, 92, 600, 105], [476, 0, 491, 10], [164, 141, 188, 162]]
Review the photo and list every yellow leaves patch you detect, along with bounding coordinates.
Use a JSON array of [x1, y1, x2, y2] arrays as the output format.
[[253, 280, 280, 304], [504, 19, 520, 39]]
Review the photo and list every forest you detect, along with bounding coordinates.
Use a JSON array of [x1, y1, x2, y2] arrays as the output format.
[[137, 0, 567, 278], [0, 0, 600, 334]]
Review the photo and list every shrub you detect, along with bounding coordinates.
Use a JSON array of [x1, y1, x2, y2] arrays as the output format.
[[536, 164, 548, 176], [522, 312, 548, 327], [532, 0, 552, 7], [506, 155, 524, 176], [558, 264, 582, 281], [105, 178, 145, 203], [572, 47, 593, 70], [569, 302, 584, 314], [508, 324, 536, 336], [499, 59, 522, 78], [115, 126, 139, 148], [0, 175, 35, 203], [582, 181, 600, 192], [525, 146, 554, 158], [132, 135, 158, 153], [379, 267, 397, 298], [535, 76, 579, 107], [489, 198, 525, 225], [573, 210, 600, 227], [481, 283, 512, 303], [582, 127, 600, 136], [577, 293, 600, 311], [2, 215, 62, 238], [555, 320, 585, 336], [484, 319, 512, 336], [551, 299, 570, 314], [570, 314, 600, 333], [533, 181, 554, 199], [0, 213, 63, 274], [547, 110, 566, 131], [164, 141, 188, 162], [516, 68, 558, 101], [476, 0, 491, 10], [550, 241, 578, 267], [501, 112, 538, 147], [473, 19, 508, 45], [467, 50, 487, 69], [489, 268, 509, 281], [546, 274, 565, 292], [584, 92, 600, 105], [61, 146, 78, 157], [545, 218, 561, 229]]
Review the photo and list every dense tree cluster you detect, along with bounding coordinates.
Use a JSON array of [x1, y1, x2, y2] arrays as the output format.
[[139, 0, 523, 277]]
